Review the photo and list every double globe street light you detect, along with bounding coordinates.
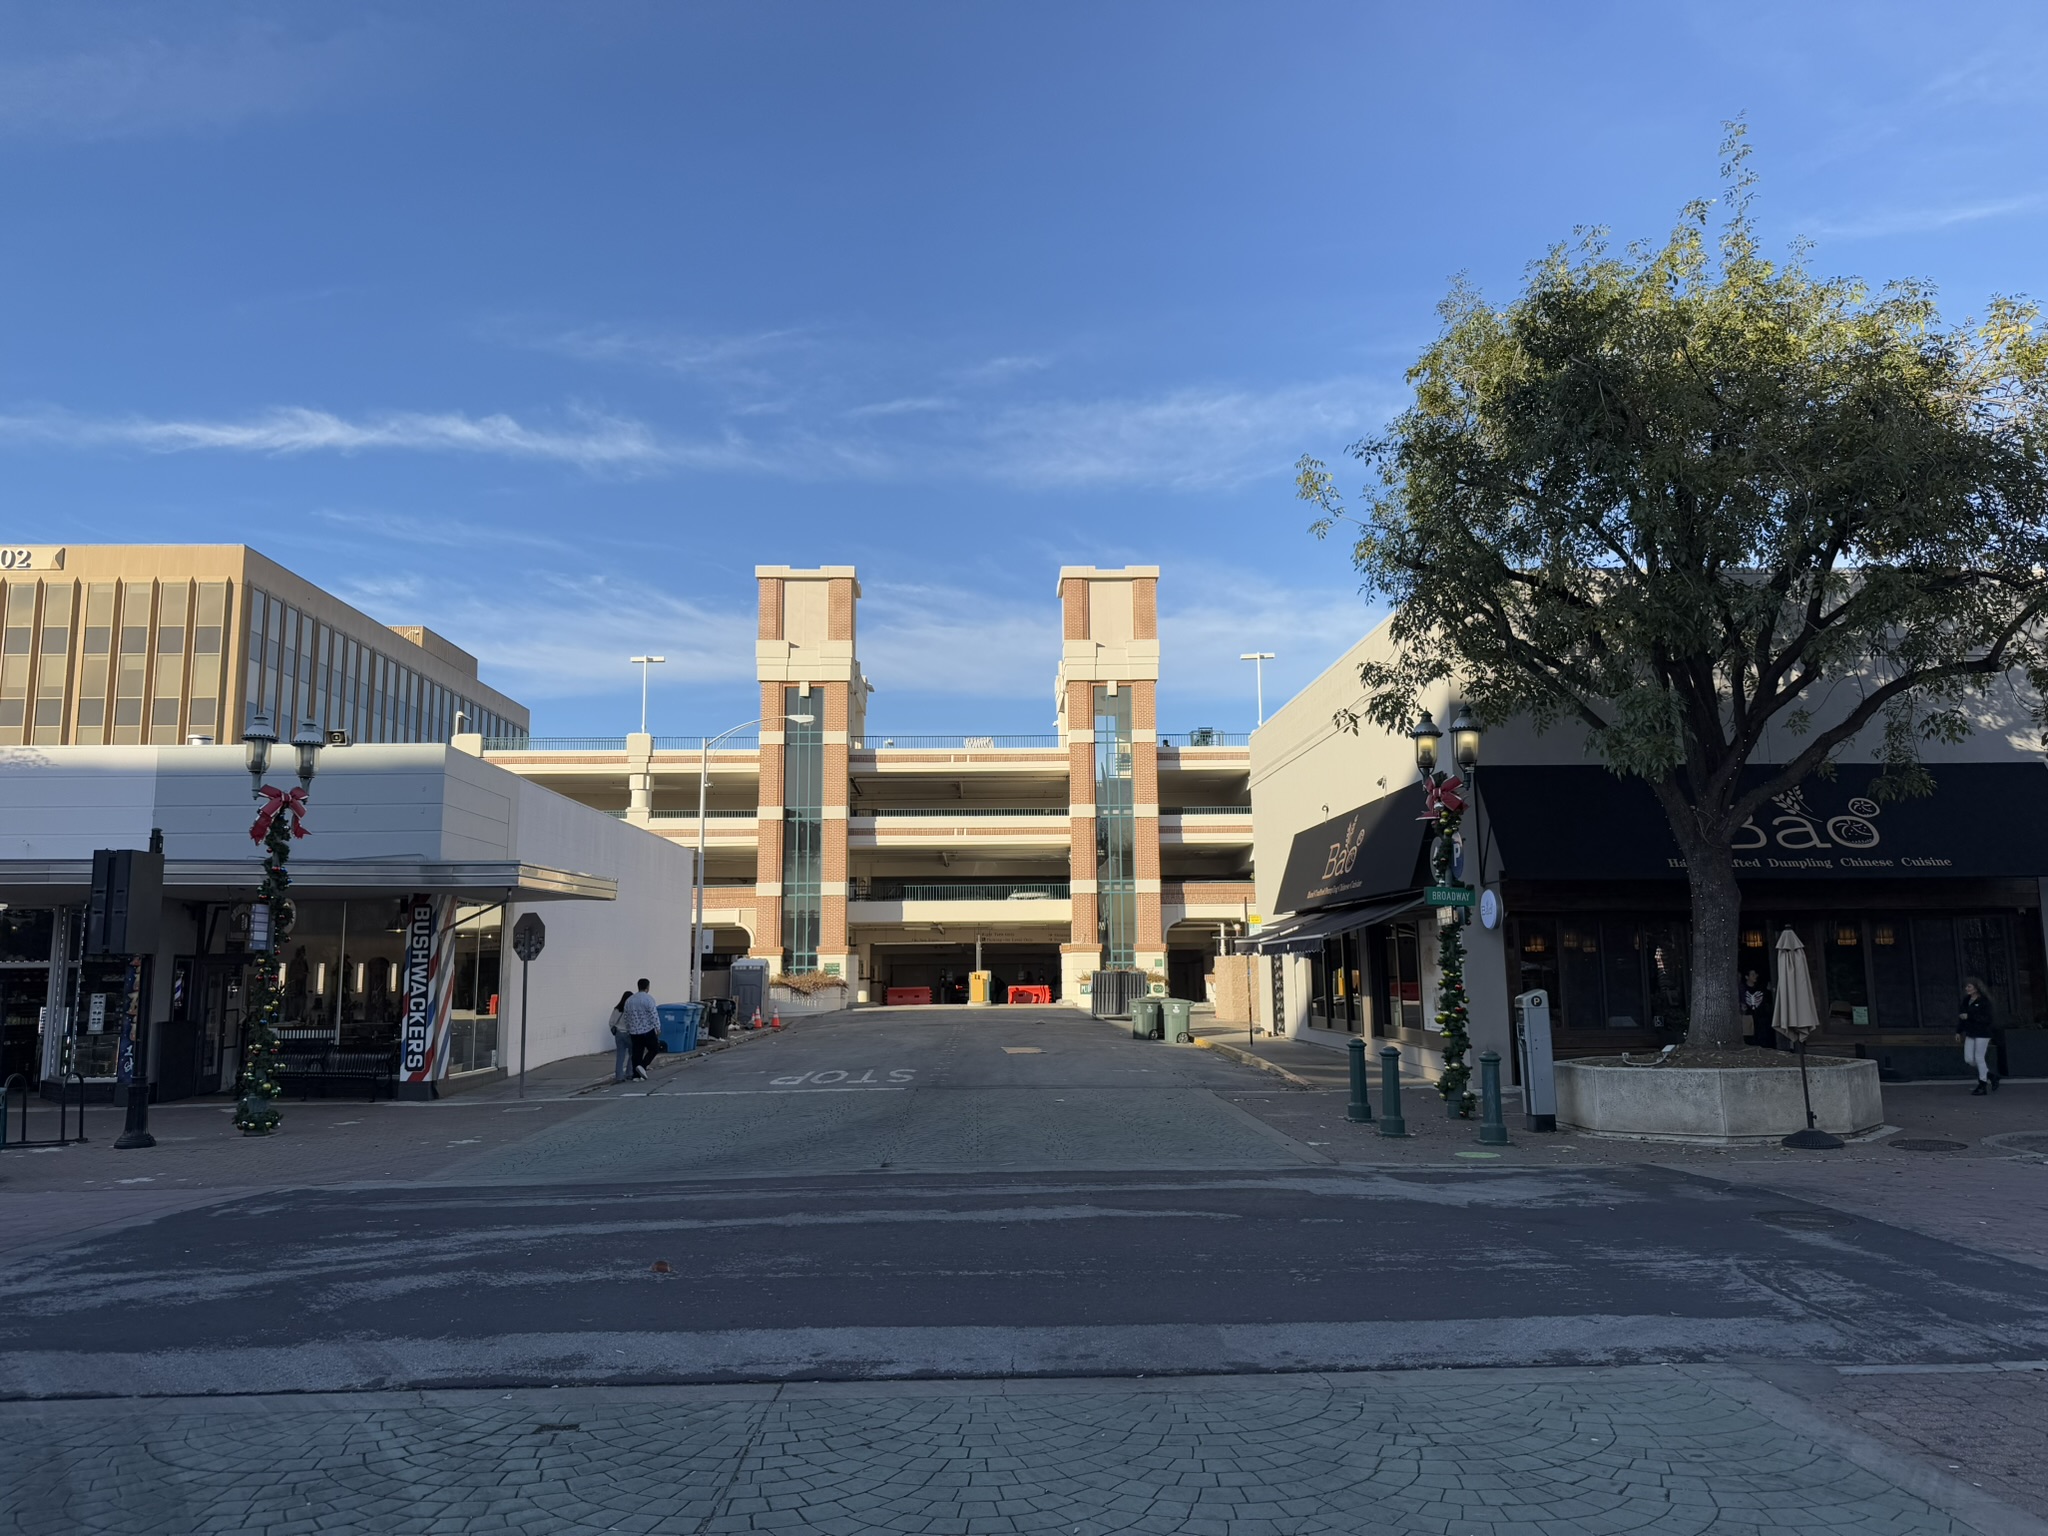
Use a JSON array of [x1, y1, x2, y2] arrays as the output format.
[[236, 709, 325, 1135]]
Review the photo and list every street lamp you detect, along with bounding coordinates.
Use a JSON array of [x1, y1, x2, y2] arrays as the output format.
[[1450, 705, 1482, 771], [631, 656, 667, 734], [691, 712, 816, 1004], [1410, 711, 1442, 775], [1239, 653, 1275, 728], [235, 708, 324, 1137], [244, 710, 277, 797]]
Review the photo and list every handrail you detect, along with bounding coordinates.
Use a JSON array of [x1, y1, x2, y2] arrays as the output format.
[[854, 735, 1062, 750], [1159, 730, 1250, 747], [854, 881, 1071, 902], [852, 806, 1069, 817], [1167, 804, 1253, 815]]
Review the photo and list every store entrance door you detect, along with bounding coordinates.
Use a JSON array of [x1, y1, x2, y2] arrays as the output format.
[[0, 970, 50, 1084]]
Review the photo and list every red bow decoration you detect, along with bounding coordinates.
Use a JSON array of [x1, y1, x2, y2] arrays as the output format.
[[1420, 774, 1466, 822], [250, 784, 310, 843]]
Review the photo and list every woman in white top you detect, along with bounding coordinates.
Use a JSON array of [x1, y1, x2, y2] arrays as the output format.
[[608, 990, 634, 1083]]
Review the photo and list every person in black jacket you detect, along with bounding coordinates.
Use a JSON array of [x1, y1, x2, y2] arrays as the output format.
[[1959, 977, 1998, 1094]]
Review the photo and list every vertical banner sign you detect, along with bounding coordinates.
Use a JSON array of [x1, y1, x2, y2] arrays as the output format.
[[399, 894, 459, 1085]]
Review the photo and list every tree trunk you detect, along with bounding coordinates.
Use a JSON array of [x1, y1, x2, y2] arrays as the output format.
[[1686, 851, 1745, 1051]]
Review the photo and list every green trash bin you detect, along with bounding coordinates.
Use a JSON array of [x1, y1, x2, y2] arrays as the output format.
[[1130, 996, 1164, 1040], [1162, 998, 1192, 1044]]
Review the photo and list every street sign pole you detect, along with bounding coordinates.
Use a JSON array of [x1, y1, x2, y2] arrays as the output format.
[[511, 913, 547, 1100]]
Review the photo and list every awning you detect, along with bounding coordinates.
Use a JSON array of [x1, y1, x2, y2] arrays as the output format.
[[1236, 893, 1424, 954], [1272, 789, 1430, 913], [1476, 762, 2048, 882]]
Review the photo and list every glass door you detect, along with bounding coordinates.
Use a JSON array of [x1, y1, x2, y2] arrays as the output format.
[[0, 970, 49, 1084]]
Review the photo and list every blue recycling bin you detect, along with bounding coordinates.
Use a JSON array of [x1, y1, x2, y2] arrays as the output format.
[[657, 1002, 703, 1055]]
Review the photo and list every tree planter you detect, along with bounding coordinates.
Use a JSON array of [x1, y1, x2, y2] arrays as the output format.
[[1555, 1057, 1883, 1145]]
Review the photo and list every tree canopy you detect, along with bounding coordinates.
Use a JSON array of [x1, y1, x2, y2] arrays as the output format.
[[1299, 130, 2048, 1048]]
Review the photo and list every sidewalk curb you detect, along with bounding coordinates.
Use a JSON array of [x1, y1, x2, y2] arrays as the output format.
[[1192, 1037, 1317, 1090]]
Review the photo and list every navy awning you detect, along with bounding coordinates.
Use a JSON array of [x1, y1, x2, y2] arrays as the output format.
[[1272, 789, 1431, 914], [1237, 893, 1425, 954]]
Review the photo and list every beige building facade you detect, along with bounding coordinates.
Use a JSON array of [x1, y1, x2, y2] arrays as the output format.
[[489, 564, 1255, 1007], [0, 545, 526, 750]]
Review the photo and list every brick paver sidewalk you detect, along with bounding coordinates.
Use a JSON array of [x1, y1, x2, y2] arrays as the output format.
[[3, 1365, 2024, 1535]]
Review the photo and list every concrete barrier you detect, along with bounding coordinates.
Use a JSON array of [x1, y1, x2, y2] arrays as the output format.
[[1555, 1056, 1883, 1145]]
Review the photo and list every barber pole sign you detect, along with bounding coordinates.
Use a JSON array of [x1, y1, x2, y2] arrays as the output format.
[[399, 893, 458, 1084]]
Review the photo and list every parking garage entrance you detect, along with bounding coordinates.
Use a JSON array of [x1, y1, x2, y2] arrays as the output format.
[[871, 943, 1063, 1004]]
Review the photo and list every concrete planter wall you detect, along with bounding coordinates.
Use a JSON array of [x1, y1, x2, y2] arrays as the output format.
[[1555, 1056, 1883, 1145]]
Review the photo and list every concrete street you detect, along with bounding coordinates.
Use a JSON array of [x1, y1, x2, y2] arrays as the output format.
[[2, 1008, 2045, 1533]]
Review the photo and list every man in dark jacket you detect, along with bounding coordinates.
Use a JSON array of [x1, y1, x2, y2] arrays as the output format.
[[624, 978, 662, 1081]]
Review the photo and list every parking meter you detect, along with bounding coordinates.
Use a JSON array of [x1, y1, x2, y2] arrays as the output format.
[[1514, 988, 1557, 1132]]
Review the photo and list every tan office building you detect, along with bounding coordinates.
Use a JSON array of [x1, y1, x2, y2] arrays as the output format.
[[0, 545, 527, 749], [490, 564, 1255, 1007]]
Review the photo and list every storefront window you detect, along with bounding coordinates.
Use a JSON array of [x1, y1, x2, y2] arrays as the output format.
[[1381, 921, 1424, 1033], [447, 907, 503, 1075]]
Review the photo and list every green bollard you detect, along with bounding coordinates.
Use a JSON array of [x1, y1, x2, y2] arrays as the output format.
[[1477, 1050, 1510, 1146], [1378, 1045, 1407, 1137], [1346, 1036, 1373, 1124]]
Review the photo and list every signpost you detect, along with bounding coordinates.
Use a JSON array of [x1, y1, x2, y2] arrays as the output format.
[[511, 913, 546, 1099], [1423, 884, 1475, 908]]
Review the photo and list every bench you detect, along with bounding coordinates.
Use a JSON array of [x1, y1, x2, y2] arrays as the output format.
[[275, 1045, 400, 1101]]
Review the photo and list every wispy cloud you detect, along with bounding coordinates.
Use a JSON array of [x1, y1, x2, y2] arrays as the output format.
[[1809, 193, 2046, 241], [979, 380, 1386, 491], [0, 405, 709, 474], [0, 373, 1391, 491], [0, 21, 375, 141], [538, 324, 815, 388]]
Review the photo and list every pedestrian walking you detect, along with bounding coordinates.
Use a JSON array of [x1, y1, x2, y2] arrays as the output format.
[[608, 990, 634, 1083], [624, 977, 662, 1080], [1740, 966, 1775, 1049], [1959, 977, 1998, 1094]]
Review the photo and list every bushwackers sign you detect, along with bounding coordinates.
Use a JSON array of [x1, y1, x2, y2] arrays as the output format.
[[398, 894, 456, 1082]]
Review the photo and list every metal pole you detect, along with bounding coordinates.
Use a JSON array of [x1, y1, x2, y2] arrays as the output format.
[[1255, 659, 1264, 727], [518, 955, 531, 1099], [693, 738, 709, 1003], [640, 663, 649, 735], [332, 900, 347, 1045], [1377, 1045, 1407, 1137], [114, 954, 155, 1149], [1346, 1036, 1373, 1123]]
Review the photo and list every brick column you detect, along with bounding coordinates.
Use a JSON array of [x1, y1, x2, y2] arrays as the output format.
[[751, 677, 784, 965], [1062, 675, 1100, 1006], [817, 678, 853, 984]]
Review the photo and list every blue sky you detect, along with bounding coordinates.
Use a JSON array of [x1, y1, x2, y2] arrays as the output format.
[[5, 2, 2047, 738]]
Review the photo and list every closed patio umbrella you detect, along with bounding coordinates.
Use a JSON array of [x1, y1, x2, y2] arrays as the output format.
[[1773, 928, 1841, 1149]]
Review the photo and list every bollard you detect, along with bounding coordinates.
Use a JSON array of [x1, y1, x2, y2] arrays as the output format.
[[1346, 1036, 1373, 1124], [1477, 1050, 1510, 1146], [1377, 1045, 1407, 1137]]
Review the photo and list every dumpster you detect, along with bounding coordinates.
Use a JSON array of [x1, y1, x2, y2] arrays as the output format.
[[1130, 996, 1164, 1041], [703, 997, 736, 1040], [1162, 998, 1193, 1044], [656, 1002, 703, 1055]]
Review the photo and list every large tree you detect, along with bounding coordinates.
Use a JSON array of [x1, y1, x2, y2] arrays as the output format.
[[1299, 134, 2048, 1051]]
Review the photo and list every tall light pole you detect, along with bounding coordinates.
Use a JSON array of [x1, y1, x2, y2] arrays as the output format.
[[691, 712, 815, 1002], [630, 656, 666, 734], [1239, 652, 1275, 728]]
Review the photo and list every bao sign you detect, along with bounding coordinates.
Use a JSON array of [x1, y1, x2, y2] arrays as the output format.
[[513, 912, 546, 963]]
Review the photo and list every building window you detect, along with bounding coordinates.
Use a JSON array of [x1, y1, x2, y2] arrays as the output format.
[[149, 580, 188, 743], [781, 689, 824, 971], [33, 581, 72, 745], [113, 584, 152, 744], [1093, 685, 1136, 968], [78, 583, 115, 742]]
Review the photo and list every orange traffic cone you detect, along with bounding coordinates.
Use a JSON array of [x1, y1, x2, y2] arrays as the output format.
[[770, 1010, 783, 1030], [750, 1008, 763, 1030]]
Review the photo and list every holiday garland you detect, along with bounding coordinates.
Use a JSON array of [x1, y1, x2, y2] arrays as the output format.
[[234, 790, 305, 1136], [1426, 776, 1477, 1118]]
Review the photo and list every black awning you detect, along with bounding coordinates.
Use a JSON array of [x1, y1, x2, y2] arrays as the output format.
[[1476, 761, 2048, 882], [1273, 788, 1431, 913], [1237, 893, 1425, 954]]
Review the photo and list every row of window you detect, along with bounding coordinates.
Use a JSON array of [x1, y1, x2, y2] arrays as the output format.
[[1513, 910, 2040, 1035], [244, 585, 521, 745], [0, 579, 232, 745]]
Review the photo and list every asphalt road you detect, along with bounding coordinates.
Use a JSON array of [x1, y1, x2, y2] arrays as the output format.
[[2, 1011, 2045, 1400]]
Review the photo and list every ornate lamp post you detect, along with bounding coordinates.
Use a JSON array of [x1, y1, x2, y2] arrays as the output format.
[[235, 712, 323, 1136], [1414, 706, 1482, 1117]]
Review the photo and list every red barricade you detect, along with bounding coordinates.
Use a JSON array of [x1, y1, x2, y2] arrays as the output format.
[[885, 987, 933, 1006], [1007, 985, 1053, 1005]]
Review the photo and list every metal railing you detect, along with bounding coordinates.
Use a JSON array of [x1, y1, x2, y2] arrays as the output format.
[[853, 880, 1071, 902], [2, 1072, 87, 1149], [1168, 804, 1252, 815], [651, 808, 757, 819], [652, 736, 759, 753], [853, 806, 1069, 817], [855, 735, 1062, 750], [1159, 730, 1250, 747], [488, 736, 624, 752]]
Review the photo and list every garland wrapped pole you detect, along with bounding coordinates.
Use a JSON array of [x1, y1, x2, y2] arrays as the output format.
[[235, 785, 308, 1135], [1422, 772, 1476, 1118]]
